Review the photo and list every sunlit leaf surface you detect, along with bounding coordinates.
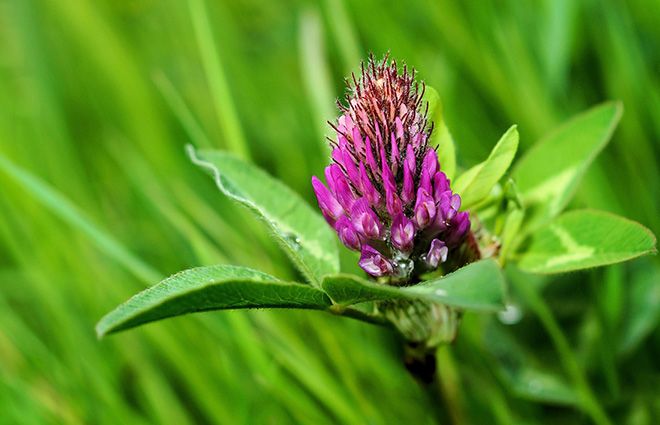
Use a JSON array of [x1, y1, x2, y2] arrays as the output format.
[[513, 102, 623, 230], [518, 210, 656, 274], [453, 125, 519, 209]]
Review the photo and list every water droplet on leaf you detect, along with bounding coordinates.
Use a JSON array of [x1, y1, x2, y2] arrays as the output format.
[[282, 232, 301, 251], [498, 303, 522, 325]]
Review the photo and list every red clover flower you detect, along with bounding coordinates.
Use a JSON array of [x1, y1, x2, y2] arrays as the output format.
[[312, 55, 472, 282]]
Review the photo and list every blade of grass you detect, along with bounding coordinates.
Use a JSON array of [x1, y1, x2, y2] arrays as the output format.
[[299, 7, 336, 157], [511, 274, 612, 425], [0, 154, 161, 284], [188, 0, 251, 159]]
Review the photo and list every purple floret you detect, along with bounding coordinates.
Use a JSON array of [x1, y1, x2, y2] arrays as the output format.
[[311, 55, 471, 279]]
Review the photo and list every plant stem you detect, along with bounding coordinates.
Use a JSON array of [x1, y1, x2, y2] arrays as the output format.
[[435, 345, 465, 425], [403, 342, 462, 424], [423, 377, 453, 424]]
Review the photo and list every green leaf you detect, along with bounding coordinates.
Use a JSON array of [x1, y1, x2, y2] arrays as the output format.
[[453, 125, 519, 209], [322, 259, 506, 312], [424, 86, 457, 180], [499, 208, 525, 264], [188, 147, 339, 286], [0, 155, 161, 285], [96, 265, 331, 337], [517, 210, 657, 274], [512, 102, 623, 229]]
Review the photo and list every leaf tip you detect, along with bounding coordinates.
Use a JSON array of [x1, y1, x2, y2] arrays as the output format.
[[95, 321, 109, 339], [596, 100, 624, 127], [611, 99, 624, 117], [508, 124, 520, 142], [95, 311, 122, 339]]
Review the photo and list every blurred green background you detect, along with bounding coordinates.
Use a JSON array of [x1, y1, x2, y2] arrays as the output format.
[[1, 0, 658, 423]]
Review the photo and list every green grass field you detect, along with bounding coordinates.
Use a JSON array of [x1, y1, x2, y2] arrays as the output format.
[[1, 0, 658, 423]]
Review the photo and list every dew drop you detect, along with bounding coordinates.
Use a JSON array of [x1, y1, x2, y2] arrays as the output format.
[[282, 232, 302, 251], [498, 303, 522, 325], [392, 257, 413, 279], [434, 289, 447, 297]]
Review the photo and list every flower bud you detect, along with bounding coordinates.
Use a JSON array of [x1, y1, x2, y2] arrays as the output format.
[[425, 239, 448, 268], [335, 216, 361, 250], [359, 245, 394, 277], [311, 176, 344, 226], [413, 187, 436, 229], [350, 198, 383, 240], [391, 213, 416, 253]]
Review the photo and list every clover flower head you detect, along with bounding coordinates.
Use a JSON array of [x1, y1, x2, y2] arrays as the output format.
[[312, 55, 471, 280]]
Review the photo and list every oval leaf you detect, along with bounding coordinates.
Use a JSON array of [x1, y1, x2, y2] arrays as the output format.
[[453, 125, 519, 209], [322, 259, 506, 312], [512, 102, 622, 230], [188, 147, 339, 286], [424, 86, 457, 180], [96, 265, 331, 337], [517, 210, 657, 274]]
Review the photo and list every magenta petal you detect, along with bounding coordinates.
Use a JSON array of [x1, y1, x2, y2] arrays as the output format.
[[341, 149, 360, 188], [419, 148, 438, 192], [446, 211, 470, 246], [338, 113, 354, 134], [413, 187, 436, 229], [351, 126, 365, 154], [401, 144, 416, 204], [374, 125, 384, 152], [359, 245, 393, 277], [390, 132, 400, 174], [350, 198, 382, 240], [422, 149, 439, 176], [391, 213, 415, 252], [402, 169, 414, 205], [311, 176, 344, 225], [358, 162, 381, 206], [438, 190, 458, 222], [385, 187, 402, 217], [426, 239, 448, 268], [327, 165, 356, 210], [395, 116, 404, 139], [412, 132, 423, 149], [331, 147, 344, 168], [405, 143, 416, 172], [433, 171, 450, 200], [324, 165, 338, 193], [335, 216, 361, 250], [450, 193, 461, 211], [364, 136, 378, 175], [380, 146, 402, 216]]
